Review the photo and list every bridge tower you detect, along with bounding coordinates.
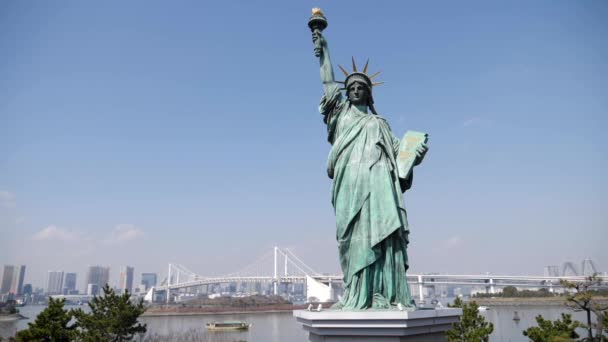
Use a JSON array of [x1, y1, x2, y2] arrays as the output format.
[[543, 265, 560, 277], [273, 246, 278, 295], [581, 258, 598, 276], [166, 263, 172, 304], [562, 261, 578, 276]]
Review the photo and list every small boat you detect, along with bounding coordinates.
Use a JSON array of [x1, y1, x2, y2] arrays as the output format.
[[513, 311, 520, 322], [206, 321, 252, 331], [477, 306, 490, 311]]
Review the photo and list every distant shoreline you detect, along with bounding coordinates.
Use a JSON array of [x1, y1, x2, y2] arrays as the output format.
[[142, 304, 309, 317], [142, 308, 297, 317], [0, 313, 28, 322], [470, 297, 608, 306]]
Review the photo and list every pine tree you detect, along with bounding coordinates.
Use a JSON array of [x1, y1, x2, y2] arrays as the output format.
[[561, 274, 608, 341], [72, 284, 146, 341], [523, 313, 580, 342], [447, 297, 494, 342], [14, 297, 76, 342]]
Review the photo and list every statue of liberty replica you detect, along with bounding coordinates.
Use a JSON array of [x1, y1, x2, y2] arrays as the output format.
[[309, 8, 428, 310]]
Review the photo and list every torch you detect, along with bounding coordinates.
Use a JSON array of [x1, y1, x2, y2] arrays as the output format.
[[308, 8, 328, 57]]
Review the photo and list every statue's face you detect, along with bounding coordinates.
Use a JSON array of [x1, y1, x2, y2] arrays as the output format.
[[348, 82, 369, 106]]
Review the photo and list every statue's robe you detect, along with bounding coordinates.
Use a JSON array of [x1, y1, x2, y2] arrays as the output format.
[[321, 83, 413, 309]]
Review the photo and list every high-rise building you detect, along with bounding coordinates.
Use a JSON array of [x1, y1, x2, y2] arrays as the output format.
[[1, 265, 15, 294], [63, 273, 77, 294], [87, 283, 99, 296], [119, 266, 134, 293], [14, 265, 26, 295], [1, 265, 26, 295], [86, 266, 110, 294], [141, 273, 157, 291], [47, 271, 64, 295]]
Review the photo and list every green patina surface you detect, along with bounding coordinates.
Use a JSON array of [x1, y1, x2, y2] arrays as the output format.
[[309, 9, 428, 310]]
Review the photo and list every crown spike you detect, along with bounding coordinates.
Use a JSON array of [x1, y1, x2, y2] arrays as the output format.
[[338, 65, 349, 77], [351, 57, 358, 72], [372, 82, 384, 87], [363, 59, 369, 74], [369, 71, 382, 79]]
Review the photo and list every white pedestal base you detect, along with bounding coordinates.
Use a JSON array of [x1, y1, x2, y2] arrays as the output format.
[[294, 308, 462, 342]]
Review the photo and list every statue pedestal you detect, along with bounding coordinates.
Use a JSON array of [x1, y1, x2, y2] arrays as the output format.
[[293, 308, 462, 342]]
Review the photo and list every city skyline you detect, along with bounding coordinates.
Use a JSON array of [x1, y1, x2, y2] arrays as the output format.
[[1, 256, 604, 292], [2, 259, 605, 305], [0, 262, 163, 293], [1, 2, 607, 288]]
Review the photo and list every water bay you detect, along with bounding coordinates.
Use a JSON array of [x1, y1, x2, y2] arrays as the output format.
[[0, 304, 592, 341]]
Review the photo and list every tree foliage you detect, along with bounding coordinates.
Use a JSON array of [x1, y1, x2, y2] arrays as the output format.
[[502, 285, 518, 297], [72, 284, 147, 341], [473, 287, 555, 298], [447, 297, 494, 342], [561, 274, 608, 341], [0, 300, 19, 315], [523, 313, 580, 342], [603, 312, 608, 338], [14, 297, 76, 342]]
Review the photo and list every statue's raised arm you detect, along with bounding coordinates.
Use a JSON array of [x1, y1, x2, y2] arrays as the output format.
[[312, 32, 336, 92], [308, 9, 337, 95]]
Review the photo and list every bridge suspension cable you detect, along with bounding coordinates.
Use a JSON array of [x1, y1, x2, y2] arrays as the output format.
[[219, 248, 276, 278], [164, 246, 326, 288], [281, 248, 322, 277]]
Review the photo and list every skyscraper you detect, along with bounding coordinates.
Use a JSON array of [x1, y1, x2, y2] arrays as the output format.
[[47, 271, 64, 295], [87, 284, 99, 296], [1, 265, 26, 296], [86, 266, 110, 295], [1, 265, 15, 294], [14, 265, 26, 295], [119, 266, 134, 293], [141, 273, 157, 291], [64, 273, 77, 294]]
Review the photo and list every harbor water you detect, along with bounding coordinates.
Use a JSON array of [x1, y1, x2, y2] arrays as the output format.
[[0, 304, 592, 341]]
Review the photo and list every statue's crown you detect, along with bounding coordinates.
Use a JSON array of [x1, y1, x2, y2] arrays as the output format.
[[337, 57, 383, 91]]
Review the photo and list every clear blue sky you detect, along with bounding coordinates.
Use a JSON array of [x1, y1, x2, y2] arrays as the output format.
[[1, 1, 606, 289]]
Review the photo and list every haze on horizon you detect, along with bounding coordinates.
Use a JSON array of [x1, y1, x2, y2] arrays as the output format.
[[1, 1, 607, 290]]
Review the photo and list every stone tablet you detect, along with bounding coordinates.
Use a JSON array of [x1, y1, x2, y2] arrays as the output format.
[[397, 131, 428, 182]]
